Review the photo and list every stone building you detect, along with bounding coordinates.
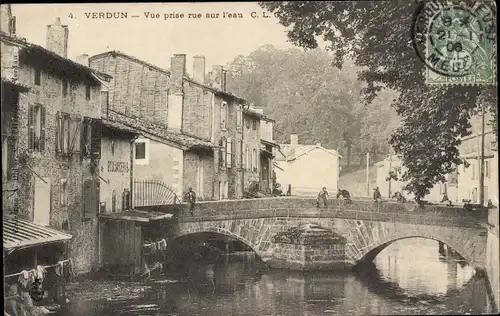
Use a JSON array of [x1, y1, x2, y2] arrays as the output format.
[[88, 52, 214, 201], [1, 15, 112, 274], [88, 52, 260, 201], [242, 107, 263, 193]]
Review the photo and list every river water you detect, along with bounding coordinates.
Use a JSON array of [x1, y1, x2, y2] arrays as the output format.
[[58, 238, 493, 315]]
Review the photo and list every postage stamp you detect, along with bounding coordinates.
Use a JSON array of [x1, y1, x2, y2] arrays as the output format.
[[412, 0, 497, 86]]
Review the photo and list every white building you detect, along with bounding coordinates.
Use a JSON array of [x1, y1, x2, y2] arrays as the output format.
[[375, 112, 498, 206], [276, 134, 342, 196]]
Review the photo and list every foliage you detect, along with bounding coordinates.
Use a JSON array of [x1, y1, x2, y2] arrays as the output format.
[[259, 1, 498, 201], [224, 45, 400, 165]]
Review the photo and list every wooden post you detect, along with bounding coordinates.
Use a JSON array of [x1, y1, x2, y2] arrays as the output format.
[[479, 103, 486, 206], [366, 152, 370, 197]]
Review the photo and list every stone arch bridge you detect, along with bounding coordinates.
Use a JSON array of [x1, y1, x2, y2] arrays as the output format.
[[139, 197, 488, 269]]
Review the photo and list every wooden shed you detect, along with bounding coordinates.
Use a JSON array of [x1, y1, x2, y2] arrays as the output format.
[[99, 209, 174, 278]]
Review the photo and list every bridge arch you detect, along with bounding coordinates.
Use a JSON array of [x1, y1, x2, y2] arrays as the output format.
[[351, 228, 481, 269], [172, 226, 266, 259]]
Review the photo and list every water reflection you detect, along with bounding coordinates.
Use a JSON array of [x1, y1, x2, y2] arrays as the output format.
[[58, 239, 491, 315]]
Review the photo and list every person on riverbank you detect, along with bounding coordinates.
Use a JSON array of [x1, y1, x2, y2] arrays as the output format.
[[316, 187, 329, 208], [373, 187, 382, 202], [184, 187, 196, 216], [336, 188, 352, 203]]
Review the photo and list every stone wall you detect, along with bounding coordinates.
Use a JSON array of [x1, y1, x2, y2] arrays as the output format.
[[89, 53, 170, 123], [271, 243, 347, 270], [182, 80, 212, 140]]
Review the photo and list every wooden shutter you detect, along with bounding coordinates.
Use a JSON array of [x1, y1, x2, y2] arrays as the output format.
[[83, 178, 93, 219], [81, 117, 89, 158], [55, 112, 62, 155], [83, 178, 99, 219], [39, 105, 46, 151], [236, 106, 242, 131], [94, 179, 100, 216], [27, 103, 34, 151], [226, 137, 232, 168], [62, 114, 70, 155], [90, 119, 102, 159], [70, 115, 82, 154], [219, 137, 226, 169]]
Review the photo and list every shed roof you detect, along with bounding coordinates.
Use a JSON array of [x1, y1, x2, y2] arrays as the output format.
[[3, 217, 72, 252], [89, 50, 171, 75]]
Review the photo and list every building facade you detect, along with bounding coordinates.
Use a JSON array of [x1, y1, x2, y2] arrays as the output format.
[[89, 52, 215, 202], [375, 112, 498, 205], [276, 134, 342, 196], [1, 17, 111, 274]]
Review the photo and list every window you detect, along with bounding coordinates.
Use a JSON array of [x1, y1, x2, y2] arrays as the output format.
[[60, 179, 68, 206], [34, 68, 41, 85], [246, 118, 250, 129], [81, 117, 102, 160], [236, 105, 242, 132], [112, 190, 116, 213], [196, 160, 205, 199], [252, 148, 258, 172], [226, 137, 233, 168], [85, 84, 91, 100], [246, 146, 250, 170], [472, 162, 476, 180], [62, 79, 68, 96], [219, 137, 227, 169], [220, 101, 228, 130], [33, 177, 51, 226], [2, 136, 18, 180], [28, 104, 45, 152], [135, 143, 146, 159], [122, 189, 131, 211], [485, 161, 490, 178], [83, 177, 100, 219], [56, 113, 81, 156], [237, 140, 243, 168], [134, 138, 149, 165], [252, 119, 257, 131]]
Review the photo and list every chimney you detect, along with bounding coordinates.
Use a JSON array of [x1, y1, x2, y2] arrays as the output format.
[[209, 65, 224, 90], [1, 4, 15, 35], [75, 54, 89, 67], [168, 54, 186, 130], [222, 68, 227, 91], [170, 54, 186, 93], [290, 134, 298, 145], [46, 17, 69, 58], [193, 55, 206, 83]]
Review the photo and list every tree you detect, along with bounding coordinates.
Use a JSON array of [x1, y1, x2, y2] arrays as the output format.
[[260, 1, 497, 201]]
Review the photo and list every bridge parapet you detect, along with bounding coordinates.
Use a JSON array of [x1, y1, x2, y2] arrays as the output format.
[[136, 197, 488, 228]]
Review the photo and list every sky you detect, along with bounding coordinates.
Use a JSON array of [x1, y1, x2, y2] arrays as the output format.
[[10, 3, 297, 75]]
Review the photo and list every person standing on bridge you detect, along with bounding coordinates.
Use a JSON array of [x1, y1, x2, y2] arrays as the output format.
[[184, 187, 197, 216], [373, 187, 382, 203], [316, 187, 329, 208], [336, 188, 352, 203]]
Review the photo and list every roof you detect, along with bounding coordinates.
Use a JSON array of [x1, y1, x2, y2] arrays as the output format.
[[244, 108, 264, 119], [3, 217, 72, 252], [89, 50, 171, 75], [1, 78, 31, 92], [102, 119, 140, 137], [276, 144, 342, 162], [99, 209, 174, 223], [0, 32, 111, 85], [261, 139, 280, 148], [184, 77, 248, 103], [106, 111, 214, 151]]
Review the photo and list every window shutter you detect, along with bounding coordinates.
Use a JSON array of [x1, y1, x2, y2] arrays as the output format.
[[70, 115, 81, 154], [93, 179, 100, 217], [236, 106, 242, 132], [239, 141, 243, 168], [220, 103, 225, 129], [55, 112, 62, 155], [90, 119, 102, 159], [83, 179, 93, 219], [27, 103, 34, 151], [39, 105, 46, 151], [226, 137, 232, 168], [81, 117, 89, 158]]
